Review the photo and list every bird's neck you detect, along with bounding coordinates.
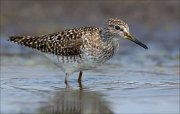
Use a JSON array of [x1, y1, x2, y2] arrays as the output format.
[[100, 28, 120, 54], [101, 28, 119, 45]]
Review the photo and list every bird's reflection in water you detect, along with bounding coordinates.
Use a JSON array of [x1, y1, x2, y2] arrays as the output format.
[[38, 82, 113, 114]]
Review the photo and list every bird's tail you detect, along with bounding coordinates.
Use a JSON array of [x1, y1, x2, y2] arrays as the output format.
[[8, 36, 48, 52]]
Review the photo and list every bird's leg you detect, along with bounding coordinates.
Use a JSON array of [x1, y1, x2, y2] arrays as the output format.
[[78, 71, 83, 82], [65, 73, 69, 85], [78, 80, 83, 89]]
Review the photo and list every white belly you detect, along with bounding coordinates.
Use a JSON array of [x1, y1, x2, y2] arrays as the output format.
[[44, 54, 101, 75]]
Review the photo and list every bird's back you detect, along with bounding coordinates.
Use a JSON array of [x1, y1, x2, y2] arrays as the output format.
[[8, 27, 107, 63]]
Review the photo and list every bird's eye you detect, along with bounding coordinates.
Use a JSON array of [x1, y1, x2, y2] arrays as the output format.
[[115, 26, 123, 31], [115, 26, 120, 30]]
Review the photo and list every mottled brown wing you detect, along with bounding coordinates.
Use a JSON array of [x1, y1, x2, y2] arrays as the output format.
[[8, 29, 83, 56]]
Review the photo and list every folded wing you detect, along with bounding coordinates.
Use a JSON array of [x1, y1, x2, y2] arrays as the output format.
[[8, 29, 83, 56]]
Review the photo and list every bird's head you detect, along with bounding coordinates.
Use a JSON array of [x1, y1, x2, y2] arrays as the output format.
[[105, 18, 148, 49]]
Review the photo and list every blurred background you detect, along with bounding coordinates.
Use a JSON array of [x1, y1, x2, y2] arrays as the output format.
[[1, 0, 179, 114], [1, 0, 179, 54]]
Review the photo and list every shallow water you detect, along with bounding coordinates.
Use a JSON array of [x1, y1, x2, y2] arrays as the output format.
[[1, 45, 179, 114], [1, 1, 179, 113]]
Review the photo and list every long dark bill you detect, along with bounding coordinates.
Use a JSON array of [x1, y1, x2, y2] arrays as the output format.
[[125, 33, 148, 49]]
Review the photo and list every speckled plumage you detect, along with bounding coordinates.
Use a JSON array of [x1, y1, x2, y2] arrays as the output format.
[[9, 18, 148, 84], [9, 26, 118, 63]]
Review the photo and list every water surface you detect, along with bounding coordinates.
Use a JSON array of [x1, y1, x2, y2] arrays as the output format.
[[1, 46, 179, 113]]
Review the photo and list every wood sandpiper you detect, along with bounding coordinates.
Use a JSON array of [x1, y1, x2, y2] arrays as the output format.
[[9, 18, 148, 84]]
